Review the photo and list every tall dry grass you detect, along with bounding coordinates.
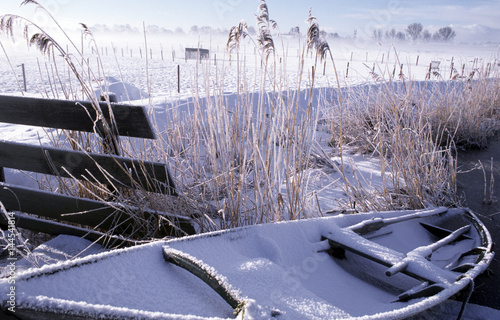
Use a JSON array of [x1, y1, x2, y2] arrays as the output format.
[[1, 0, 500, 249], [157, 1, 324, 229], [332, 62, 500, 211]]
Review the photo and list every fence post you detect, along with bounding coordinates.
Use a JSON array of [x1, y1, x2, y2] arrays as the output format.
[[177, 65, 180, 93], [20, 63, 27, 92]]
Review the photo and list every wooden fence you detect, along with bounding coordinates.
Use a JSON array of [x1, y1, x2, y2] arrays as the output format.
[[0, 95, 194, 247]]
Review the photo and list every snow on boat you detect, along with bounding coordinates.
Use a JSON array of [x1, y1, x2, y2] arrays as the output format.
[[0, 207, 494, 319]]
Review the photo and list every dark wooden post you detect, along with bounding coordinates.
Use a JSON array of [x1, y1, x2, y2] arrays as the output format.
[[177, 65, 180, 93], [20, 63, 27, 92], [99, 94, 120, 156], [0, 168, 5, 183]]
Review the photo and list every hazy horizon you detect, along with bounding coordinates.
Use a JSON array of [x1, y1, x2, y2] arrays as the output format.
[[1, 0, 500, 43]]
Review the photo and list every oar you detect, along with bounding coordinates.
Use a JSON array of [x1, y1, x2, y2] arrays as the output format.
[[385, 224, 471, 277], [348, 207, 448, 235]]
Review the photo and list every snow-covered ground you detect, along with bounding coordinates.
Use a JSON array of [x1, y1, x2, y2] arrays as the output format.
[[1, 31, 500, 318], [1, 35, 498, 202]]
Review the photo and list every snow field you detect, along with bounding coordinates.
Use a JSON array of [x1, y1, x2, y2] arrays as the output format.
[[1, 33, 499, 231]]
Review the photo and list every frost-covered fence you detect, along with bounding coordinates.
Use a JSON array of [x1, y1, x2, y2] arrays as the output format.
[[0, 95, 194, 246]]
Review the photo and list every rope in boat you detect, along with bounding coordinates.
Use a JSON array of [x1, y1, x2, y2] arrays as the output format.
[[456, 276, 475, 320]]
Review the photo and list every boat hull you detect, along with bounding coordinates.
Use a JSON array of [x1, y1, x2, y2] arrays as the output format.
[[0, 207, 494, 319]]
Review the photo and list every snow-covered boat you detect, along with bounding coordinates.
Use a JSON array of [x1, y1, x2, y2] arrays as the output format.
[[0, 207, 494, 319]]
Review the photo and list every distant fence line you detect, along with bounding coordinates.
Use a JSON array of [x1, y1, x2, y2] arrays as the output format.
[[90, 46, 223, 63]]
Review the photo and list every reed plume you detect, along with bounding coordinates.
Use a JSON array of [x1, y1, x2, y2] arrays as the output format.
[[227, 20, 248, 55], [255, 0, 276, 61], [306, 8, 330, 62]]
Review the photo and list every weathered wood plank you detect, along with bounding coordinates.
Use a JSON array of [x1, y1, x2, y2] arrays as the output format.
[[0, 95, 156, 139], [0, 140, 177, 195], [0, 183, 195, 236], [0, 212, 136, 248]]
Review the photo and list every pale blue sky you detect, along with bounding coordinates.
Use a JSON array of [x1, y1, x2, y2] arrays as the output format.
[[2, 0, 500, 40]]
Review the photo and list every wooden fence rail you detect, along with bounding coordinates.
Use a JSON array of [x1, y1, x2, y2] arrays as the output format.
[[0, 95, 194, 246]]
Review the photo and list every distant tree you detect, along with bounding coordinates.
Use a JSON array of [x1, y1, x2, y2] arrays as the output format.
[[406, 22, 423, 41], [433, 27, 456, 42], [91, 24, 110, 33], [200, 26, 212, 34], [175, 27, 185, 34], [146, 25, 161, 33], [395, 31, 406, 41], [247, 26, 257, 35], [422, 30, 432, 41], [289, 26, 300, 36], [190, 25, 198, 34], [372, 29, 383, 41], [114, 24, 139, 33], [385, 28, 397, 41]]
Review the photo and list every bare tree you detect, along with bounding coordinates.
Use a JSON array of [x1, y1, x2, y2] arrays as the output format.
[[290, 26, 300, 36], [372, 29, 383, 41], [385, 28, 397, 40], [422, 30, 432, 41], [396, 31, 406, 41], [433, 27, 456, 42], [406, 22, 423, 41], [247, 26, 257, 35]]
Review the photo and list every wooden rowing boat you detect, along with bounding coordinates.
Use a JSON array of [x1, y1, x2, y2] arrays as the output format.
[[0, 207, 494, 319]]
